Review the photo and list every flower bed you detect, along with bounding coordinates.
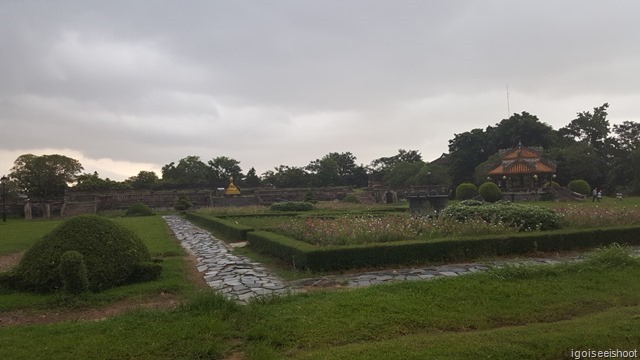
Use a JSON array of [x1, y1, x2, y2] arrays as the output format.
[[274, 214, 519, 246]]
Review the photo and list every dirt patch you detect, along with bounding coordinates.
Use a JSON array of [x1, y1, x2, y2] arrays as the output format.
[[0, 292, 182, 328], [0, 252, 208, 328], [0, 252, 22, 272]]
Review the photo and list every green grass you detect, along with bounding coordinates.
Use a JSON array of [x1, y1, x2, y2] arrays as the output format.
[[0, 215, 196, 311], [1, 246, 639, 359], [0, 219, 62, 254]]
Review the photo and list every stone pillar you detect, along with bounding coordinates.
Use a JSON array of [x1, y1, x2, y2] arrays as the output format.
[[44, 203, 51, 218], [24, 201, 32, 220]]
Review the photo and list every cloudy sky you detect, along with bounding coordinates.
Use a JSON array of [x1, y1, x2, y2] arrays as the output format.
[[1, 1, 639, 180]]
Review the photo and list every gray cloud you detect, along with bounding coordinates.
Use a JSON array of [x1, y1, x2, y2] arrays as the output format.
[[1, 1, 640, 179]]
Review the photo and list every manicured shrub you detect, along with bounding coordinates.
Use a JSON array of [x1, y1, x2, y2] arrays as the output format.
[[441, 202, 561, 231], [14, 215, 157, 293], [478, 182, 503, 203], [543, 181, 561, 188], [270, 201, 315, 212], [568, 179, 591, 196], [342, 194, 361, 204], [125, 202, 154, 217], [304, 190, 317, 204], [129, 261, 164, 283], [59, 250, 89, 294], [455, 183, 479, 200], [174, 197, 192, 212]]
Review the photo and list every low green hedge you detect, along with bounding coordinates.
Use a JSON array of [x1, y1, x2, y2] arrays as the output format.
[[185, 212, 254, 240], [247, 224, 640, 271]]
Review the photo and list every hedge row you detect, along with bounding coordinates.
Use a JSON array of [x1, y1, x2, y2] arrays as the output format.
[[247, 225, 640, 271], [185, 212, 254, 240]]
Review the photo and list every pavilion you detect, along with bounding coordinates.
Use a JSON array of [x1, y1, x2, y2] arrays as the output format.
[[486, 143, 556, 191]]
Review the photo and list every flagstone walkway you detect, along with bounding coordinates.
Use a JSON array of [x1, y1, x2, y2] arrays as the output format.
[[163, 216, 640, 303]]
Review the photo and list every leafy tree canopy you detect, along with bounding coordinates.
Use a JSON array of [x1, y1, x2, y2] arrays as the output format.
[[10, 154, 83, 199]]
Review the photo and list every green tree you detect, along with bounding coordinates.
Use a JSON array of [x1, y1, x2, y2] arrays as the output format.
[[244, 167, 262, 187], [546, 143, 606, 188], [161, 156, 210, 187], [369, 149, 422, 181], [126, 171, 159, 189], [262, 166, 309, 188], [382, 161, 425, 187], [490, 112, 557, 150], [75, 172, 129, 191], [448, 129, 490, 186], [208, 156, 243, 188], [559, 103, 610, 151], [307, 152, 360, 187], [9, 154, 83, 199]]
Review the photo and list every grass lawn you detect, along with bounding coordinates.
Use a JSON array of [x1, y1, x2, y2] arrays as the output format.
[[2, 208, 640, 359], [0, 245, 639, 359]]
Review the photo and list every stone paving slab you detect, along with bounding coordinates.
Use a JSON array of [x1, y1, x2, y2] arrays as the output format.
[[163, 216, 292, 304], [164, 215, 640, 303]]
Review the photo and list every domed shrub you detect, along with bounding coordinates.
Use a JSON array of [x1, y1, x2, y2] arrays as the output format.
[[342, 194, 361, 204], [270, 201, 314, 212], [568, 179, 591, 196], [14, 215, 157, 293], [125, 203, 154, 217], [455, 183, 479, 200], [59, 250, 89, 294], [479, 182, 503, 203], [543, 181, 561, 188], [174, 197, 192, 212]]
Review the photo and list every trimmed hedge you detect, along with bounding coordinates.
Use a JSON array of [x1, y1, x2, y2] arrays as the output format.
[[247, 224, 640, 271], [59, 250, 89, 294], [185, 212, 254, 240]]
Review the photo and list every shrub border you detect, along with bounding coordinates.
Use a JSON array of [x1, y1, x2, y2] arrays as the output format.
[[185, 212, 254, 240], [247, 225, 640, 271]]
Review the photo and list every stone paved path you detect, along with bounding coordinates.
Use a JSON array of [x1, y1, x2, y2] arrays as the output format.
[[164, 216, 640, 303], [164, 216, 290, 303]]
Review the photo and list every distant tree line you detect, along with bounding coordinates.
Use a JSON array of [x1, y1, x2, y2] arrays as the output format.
[[5, 102, 640, 198]]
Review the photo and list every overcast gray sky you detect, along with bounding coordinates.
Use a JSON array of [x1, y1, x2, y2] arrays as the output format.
[[1, 1, 639, 180]]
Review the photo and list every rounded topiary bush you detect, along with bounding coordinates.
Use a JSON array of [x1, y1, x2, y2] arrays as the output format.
[[568, 179, 591, 196], [455, 183, 479, 200], [478, 182, 503, 203], [174, 197, 192, 212], [15, 215, 155, 293], [543, 181, 561, 188], [125, 202, 154, 217]]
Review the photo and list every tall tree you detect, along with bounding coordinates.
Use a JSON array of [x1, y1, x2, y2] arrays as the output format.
[[612, 120, 640, 152], [208, 156, 243, 187], [161, 156, 210, 187], [306, 152, 359, 187], [447, 129, 490, 185], [369, 149, 422, 181], [559, 103, 610, 151], [126, 170, 159, 189], [262, 166, 309, 188], [243, 167, 262, 188], [490, 112, 557, 150], [75, 171, 129, 191], [10, 154, 83, 199]]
